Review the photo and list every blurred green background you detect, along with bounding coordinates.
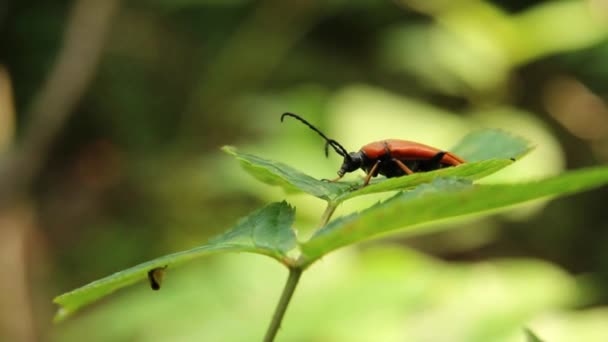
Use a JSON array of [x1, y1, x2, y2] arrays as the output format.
[[1, 0, 608, 341]]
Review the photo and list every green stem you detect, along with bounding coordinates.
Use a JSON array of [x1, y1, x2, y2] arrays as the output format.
[[263, 267, 303, 342], [318, 201, 338, 228], [264, 201, 339, 341]]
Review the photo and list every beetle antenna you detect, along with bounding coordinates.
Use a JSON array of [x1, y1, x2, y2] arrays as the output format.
[[324, 140, 349, 159], [281, 113, 351, 161]]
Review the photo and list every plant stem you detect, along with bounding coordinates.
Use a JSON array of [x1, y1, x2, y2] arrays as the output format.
[[319, 201, 337, 228], [264, 201, 339, 341], [263, 267, 303, 342]]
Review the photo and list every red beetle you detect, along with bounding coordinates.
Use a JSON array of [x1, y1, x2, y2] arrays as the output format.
[[281, 113, 466, 186]]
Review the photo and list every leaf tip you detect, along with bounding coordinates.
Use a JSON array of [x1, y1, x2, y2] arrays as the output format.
[[52, 294, 73, 323], [278, 200, 294, 210], [221, 145, 237, 155], [52, 305, 71, 323]]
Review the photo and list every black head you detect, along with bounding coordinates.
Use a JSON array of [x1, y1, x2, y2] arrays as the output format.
[[281, 113, 357, 176], [338, 152, 365, 176]]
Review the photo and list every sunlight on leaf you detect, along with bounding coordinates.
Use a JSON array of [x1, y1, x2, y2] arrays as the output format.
[[451, 129, 532, 162]]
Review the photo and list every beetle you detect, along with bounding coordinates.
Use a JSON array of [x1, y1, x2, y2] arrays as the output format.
[[280, 112, 466, 186]]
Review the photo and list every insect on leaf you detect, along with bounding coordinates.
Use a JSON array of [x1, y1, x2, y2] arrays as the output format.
[[224, 129, 533, 203]]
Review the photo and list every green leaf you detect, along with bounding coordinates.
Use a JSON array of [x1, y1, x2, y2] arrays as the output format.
[[333, 159, 512, 203], [300, 166, 608, 266], [224, 129, 531, 202], [53, 201, 296, 322], [223, 146, 348, 200], [450, 129, 532, 162]]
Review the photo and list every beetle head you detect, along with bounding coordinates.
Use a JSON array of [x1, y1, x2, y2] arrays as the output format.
[[338, 152, 364, 176]]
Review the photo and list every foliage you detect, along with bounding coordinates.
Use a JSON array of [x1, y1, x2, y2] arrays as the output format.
[[4, 0, 608, 340], [54, 129, 608, 340], [54, 202, 296, 321]]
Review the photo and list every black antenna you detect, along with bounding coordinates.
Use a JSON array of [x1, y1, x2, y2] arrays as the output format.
[[281, 113, 351, 160]]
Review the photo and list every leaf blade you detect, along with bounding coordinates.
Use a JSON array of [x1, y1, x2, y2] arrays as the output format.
[[223, 146, 348, 200], [300, 166, 608, 266], [334, 159, 512, 202], [54, 201, 296, 322], [451, 129, 532, 162]]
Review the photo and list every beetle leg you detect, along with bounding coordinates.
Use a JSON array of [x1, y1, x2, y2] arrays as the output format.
[[327, 175, 343, 183], [428, 151, 446, 168], [363, 160, 381, 186], [392, 158, 414, 175]]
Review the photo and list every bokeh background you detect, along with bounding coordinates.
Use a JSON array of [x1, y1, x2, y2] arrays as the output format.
[[2, 0, 608, 341]]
